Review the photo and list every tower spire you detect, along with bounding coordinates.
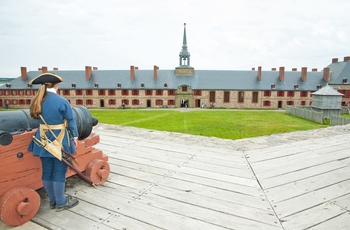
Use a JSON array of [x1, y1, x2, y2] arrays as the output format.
[[179, 23, 190, 66]]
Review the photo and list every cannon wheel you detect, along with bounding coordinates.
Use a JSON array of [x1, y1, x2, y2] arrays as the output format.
[[0, 186, 40, 226], [85, 159, 110, 185]]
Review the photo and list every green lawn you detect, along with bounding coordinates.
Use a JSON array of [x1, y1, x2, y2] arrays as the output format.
[[90, 109, 327, 140]]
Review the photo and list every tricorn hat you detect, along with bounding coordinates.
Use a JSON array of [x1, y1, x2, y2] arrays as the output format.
[[29, 73, 63, 85]]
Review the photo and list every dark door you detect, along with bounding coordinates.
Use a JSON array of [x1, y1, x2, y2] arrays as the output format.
[[278, 101, 282, 108]]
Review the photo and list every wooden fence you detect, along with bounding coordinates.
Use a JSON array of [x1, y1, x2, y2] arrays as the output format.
[[285, 106, 350, 125]]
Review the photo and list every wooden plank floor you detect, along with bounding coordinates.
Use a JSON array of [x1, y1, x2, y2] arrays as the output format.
[[2, 123, 350, 230]]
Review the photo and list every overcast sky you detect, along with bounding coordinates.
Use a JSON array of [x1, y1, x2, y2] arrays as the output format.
[[1, 0, 350, 78]]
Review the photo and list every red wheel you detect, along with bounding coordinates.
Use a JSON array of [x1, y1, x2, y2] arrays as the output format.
[[0, 187, 40, 226], [86, 159, 110, 185]]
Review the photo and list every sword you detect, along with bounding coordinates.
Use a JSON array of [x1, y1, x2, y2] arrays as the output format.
[[33, 136, 96, 187]]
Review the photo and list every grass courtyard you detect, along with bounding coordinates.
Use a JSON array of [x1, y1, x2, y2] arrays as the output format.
[[90, 109, 327, 140]]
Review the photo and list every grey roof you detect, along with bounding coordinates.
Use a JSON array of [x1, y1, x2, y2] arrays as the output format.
[[1, 68, 331, 92], [328, 60, 350, 84], [312, 84, 344, 96]]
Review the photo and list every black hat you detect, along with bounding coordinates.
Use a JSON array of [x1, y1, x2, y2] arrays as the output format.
[[29, 73, 63, 85]]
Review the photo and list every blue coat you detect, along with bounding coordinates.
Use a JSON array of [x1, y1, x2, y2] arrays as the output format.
[[28, 92, 79, 158]]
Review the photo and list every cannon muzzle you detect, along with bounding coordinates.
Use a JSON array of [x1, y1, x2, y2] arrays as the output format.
[[0, 106, 98, 146]]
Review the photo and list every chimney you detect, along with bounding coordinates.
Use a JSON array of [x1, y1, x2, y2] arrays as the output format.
[[312, 68, 317, 72], [323, 67, 330, 82], [271, 68, 276, 71], [332, 58, 338, 63], [21, 67, 27, 81], [154, 65, 158, 81], [344, 56, 350, 62], [130, 66, 135, 81], [42, 66, 48, 73], [279, 67, 285, 82], [85, 66, 92, 81], [292, 68, 297, 71], [93, 67, 98, 70], [257, 66, 262, 81], [301, 67, 307, 82], [53, 67, 59, 70]]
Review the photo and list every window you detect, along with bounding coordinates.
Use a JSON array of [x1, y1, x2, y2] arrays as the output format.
[[277, 91, 284, 97], [301, 101, 306, 106], [108, 90, 115, 96], [132, 99, 140, 105], [168, 100, 175, 105], [264, 91, 271, 97], [194, 90, 202, 96], [182, 86, 187, 92], [156, 90, 163, 96], [224, 91, 230, 103], [168, 90, 176, 96], [76, 99, 83, 105], [121, 99, 129, 105], [155, 99, 163, 105], [252, 92, 258, 103], [122, 90, 129, 96], [287, 91, 295, 97], [238, 92, 244, 103], [26, 99, 31, 105], [108, 99, 116, 105], [62, 90, 70, 96], [300, 91, 308, 97], [263, 101, 271, 106], [19, 99, 25, 105], [76, 90, 83, 96], [98, 90, 105, 96], [132, 90, 139, 96], [145, 90, 152, 96], [86, 90, 93, 95], [209, 91, 215, 103], [86, 99, 93, 105], [345, 90, 350, 98], [287, 101, 294, 105]]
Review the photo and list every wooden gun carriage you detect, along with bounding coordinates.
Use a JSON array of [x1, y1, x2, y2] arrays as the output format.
[[0, 107, 110, 226]]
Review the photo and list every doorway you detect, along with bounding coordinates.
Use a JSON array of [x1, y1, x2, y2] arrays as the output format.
[[181, 99, 189, 107], [147, 100, 151, 108], [278, 101, 282, 109], [100, 99, 105, 108]]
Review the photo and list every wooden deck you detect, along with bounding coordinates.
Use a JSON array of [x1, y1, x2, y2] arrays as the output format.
[[2, 123, 350, 230]]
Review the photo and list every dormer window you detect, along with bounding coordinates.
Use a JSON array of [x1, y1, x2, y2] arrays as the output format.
[[27, 84, 32, 88], [94, 83, 98, 88], [71, 83, 76, 88], [117, 83, 121, 88], [317, 84, 322, 89], [294, 84, 299, 89], [164, 83, 168, 88], [343, 78, 348, 84], [141, 83, 145, 88], [271, 84, 276, 89], [5, 83, 11, 88]]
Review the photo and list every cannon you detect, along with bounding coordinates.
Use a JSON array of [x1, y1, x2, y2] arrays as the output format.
[[0, 106, 110, 226]]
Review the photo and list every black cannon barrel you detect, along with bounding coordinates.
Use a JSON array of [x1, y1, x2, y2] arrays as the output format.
[[0, 106, 98, 146]]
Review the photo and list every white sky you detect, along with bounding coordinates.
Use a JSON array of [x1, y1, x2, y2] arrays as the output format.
[[1, 0, 350, 78]]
